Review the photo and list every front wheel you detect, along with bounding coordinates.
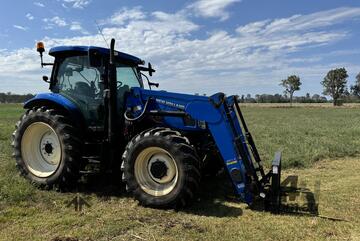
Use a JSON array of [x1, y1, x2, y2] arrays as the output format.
[[121, 128, 201, 208]]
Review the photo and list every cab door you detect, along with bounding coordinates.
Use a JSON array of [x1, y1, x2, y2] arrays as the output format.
[[54, 55, 105, 126]]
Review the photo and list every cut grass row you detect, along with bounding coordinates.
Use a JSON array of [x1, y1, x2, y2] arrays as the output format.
[[1, 158, 359, 240]]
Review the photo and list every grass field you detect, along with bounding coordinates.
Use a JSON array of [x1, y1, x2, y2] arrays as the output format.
[[0, 103, 359, 241]]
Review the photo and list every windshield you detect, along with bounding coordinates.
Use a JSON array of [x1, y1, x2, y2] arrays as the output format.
[[116, 64, 143, 89]]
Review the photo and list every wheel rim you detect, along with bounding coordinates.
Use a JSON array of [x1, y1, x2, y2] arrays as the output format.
[[134, 147, 178, 197], [21, 122, 62, 178]]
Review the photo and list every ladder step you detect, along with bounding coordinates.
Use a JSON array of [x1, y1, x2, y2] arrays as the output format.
[[79, 170, 98, 175], [83, 156, 100, 159], [88, 159, 101, 164], [88, 126, 104, 132]]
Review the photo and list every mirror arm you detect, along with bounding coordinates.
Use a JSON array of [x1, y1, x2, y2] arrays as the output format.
[[138, 66, 156, 76], [141, 73, 159, 90], [38, 50, 53, 68]]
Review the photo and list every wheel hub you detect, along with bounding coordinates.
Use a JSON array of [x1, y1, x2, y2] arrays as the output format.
[[150, 160, 168, 179], [147, 153, 177, 184], [39, 133, 60, 165], [44, 142, 53, 155], [134, 147, 179, 196]]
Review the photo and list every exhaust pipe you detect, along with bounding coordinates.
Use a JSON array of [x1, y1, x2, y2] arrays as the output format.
[[108, 38, 117, 145]]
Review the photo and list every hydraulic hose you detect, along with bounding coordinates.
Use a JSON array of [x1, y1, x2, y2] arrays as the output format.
[[124, 98, 150, 122]]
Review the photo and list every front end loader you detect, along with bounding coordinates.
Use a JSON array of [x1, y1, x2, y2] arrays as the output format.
[[12, 38, 281, 210]]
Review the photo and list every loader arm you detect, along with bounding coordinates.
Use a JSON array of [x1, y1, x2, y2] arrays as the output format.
[[125, 87, 281, 206]]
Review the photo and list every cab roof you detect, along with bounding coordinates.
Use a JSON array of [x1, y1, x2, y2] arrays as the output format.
[[49, 46, 144, 65]]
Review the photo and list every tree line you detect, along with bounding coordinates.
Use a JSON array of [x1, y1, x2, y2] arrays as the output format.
[[0, 92, 35, 103], [2, 68, 360, 106], [239, 93, 328, 104], [278, 68, 360, 106]]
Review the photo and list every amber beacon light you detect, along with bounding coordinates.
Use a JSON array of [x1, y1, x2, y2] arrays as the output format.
[[36, 42, 45, 54], [36, 42, 53, 68]]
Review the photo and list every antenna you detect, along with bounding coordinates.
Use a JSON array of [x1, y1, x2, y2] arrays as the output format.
[[95, 20, 109, 48]]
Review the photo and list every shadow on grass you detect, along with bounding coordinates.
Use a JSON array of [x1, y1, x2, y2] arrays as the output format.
[[249, 176, 347, 221], [67, 172, 243, 218], [249, 175, 320, 217], [248, 185, 319, 216], [183, 174, 243, 217], [72, 172, 128, 199]]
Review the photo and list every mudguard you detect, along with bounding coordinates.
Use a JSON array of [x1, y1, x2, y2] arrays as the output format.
[[24, 93, 84, 125]]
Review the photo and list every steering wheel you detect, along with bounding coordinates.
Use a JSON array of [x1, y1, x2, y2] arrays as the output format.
[[117, 81, 123, 89]]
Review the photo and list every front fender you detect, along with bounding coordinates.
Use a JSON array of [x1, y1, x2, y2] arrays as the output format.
[[24, 93, 84, 125]]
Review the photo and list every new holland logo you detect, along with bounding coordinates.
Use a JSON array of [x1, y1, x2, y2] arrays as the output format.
[[155, 98, 185, 110]]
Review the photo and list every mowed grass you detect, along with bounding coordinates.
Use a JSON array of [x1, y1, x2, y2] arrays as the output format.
[[0, 103, 359, 241]]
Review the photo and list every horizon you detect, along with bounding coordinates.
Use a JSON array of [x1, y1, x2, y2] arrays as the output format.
[[1, 0, 360, 96]]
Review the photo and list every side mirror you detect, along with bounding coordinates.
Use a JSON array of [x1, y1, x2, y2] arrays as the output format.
[[148, 63, 155, 76], [138, 63, 156, 76], [42, 76, 50, 83]]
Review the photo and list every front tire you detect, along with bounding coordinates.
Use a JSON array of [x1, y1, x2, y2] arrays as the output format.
[[121, 128, 201, 208], [12, 107, 81, 190]]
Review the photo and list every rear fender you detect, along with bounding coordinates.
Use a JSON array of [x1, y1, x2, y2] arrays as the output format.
[[24, 93, 84, 127]]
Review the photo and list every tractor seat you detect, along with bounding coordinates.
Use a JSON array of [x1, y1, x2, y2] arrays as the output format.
[[74, 82, 94, 97]]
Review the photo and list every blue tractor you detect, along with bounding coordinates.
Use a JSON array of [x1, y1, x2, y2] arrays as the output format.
[[12, 39, 281, 209]]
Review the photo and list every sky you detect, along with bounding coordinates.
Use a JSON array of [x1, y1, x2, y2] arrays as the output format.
[[1, 0, 360, 97]]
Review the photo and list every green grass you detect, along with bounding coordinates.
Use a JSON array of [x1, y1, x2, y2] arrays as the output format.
[[242, 105, 360, 168], [0, 103, 359, 241], [0, 104, 37, 204]]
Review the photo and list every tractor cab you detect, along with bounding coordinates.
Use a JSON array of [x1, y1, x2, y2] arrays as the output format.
[[45, 46, 146, 126]]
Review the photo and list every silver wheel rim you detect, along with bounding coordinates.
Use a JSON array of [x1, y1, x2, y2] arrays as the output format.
[[135, 147, 178, 197], [21, 122, 62, 178]]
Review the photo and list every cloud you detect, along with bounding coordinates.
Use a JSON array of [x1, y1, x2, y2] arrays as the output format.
[[43, 16, 68, 28], [26, 13, 34, 21], [33, 2, 45, 7], [237, 7, 360, 36], [62, 0, 91, 9], [70, 22, 89, 34], [13, 25, 28, 31], [2, 7, 360, 95], [103, 7, 146, 25], [188, 0, 241, 21]]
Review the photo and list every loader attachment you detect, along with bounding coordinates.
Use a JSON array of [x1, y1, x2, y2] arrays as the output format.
[[207, 94, 282, 210], [266, 151, 282, 212]]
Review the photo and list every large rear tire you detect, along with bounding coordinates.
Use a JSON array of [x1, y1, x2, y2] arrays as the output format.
[[12, 107, 81, 190], [121, 128, 201, 208]]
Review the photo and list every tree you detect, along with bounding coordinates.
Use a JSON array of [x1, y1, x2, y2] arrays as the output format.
[[311, 94, 320, 102], [321, 68, 348, 106], [280, 75, 301, 106], [350, 72, 360, 98], [240, 95, 245, 103]]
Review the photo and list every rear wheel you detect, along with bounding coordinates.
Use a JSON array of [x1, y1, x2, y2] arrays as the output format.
[[122, 128, 201, 208], [12, 107, 81, 189]]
